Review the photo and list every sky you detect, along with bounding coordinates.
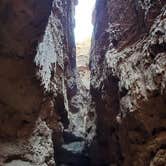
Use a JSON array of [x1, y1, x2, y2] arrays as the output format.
[[74, 0, 96, 43]]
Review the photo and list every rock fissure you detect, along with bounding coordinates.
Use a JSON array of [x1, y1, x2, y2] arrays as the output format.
[[0, 0, 166, 166]]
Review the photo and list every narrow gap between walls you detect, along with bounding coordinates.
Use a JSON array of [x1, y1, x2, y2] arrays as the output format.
[[75, 0, 96, 90], [55, 0, 96, 165]]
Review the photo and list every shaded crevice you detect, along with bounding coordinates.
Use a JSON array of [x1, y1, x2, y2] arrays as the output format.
[[149, 42, 166, 59], [54, 93, 69, 129]]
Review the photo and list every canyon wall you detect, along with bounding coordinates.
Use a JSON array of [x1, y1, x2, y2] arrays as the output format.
[[76, 39, 91, 89], [0, 0, 77, 165], [89, 0, 166, 165], [1, 0, 166, 165]]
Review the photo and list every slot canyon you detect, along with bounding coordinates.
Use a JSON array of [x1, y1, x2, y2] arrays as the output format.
[[0, 0, 166, 166]]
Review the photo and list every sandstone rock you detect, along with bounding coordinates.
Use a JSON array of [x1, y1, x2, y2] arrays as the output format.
[[89, 0, 166, 165], [0, 118, 55, 166], [1, 0, 165, 165], [0, 0, 77, 165]]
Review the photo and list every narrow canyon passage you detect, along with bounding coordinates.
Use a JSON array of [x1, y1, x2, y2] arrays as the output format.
[[54, 1, 94, 165], [0, 0, 166, 166]]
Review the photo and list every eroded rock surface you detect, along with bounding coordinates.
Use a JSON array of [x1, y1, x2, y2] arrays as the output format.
[[76, 39, 91, 89], [54, 38, 91, 166], [89, 0, 166, 165], [1, 0, 166, 165], [0, 0, 77, 165]]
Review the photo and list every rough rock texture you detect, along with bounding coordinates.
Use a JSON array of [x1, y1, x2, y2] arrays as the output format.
[[89, 0, 166, 165], [0, 0, 77, 165], [54, 39, 91, 166], [68, 38, 92, 137], [76, 38, 91, 89]]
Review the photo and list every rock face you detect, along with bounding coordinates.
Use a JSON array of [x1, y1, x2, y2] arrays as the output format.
[[0, 0, 77, 165], [89, 0, 166, 165], [76, 38, 91, 89], [54, 39, 91, 166], [1, 0, 166, 165]]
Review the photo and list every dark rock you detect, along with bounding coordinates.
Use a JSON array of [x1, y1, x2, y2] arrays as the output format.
[[89, 0, 166, 165]]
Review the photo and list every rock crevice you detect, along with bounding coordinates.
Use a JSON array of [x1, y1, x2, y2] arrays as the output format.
[[0, 0, 166, 166]]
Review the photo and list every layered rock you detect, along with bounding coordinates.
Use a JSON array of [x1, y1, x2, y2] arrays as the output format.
[[0, 0, 77, 165], [89, 0, 166, 165]]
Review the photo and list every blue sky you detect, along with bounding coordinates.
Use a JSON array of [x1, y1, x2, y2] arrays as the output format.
[[75, 0, 95, 43]]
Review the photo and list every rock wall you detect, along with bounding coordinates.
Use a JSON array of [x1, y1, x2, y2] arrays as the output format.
[[54, 38, 91, 166], [76, 39, 91, 89], [0, 0, 77, 165], [89, 0, 166, 165]]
